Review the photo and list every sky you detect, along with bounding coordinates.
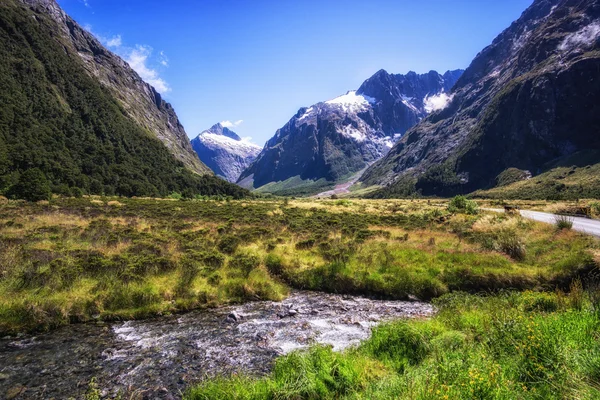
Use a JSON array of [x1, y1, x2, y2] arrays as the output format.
[[56, 0, 533, 146]]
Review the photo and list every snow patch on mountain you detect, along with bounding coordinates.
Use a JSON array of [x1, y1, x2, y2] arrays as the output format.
[[325, 91, 376, 112], [191, 123, 261, 183], [298, 107, 314, 120], [401, 95, 420, 113], [424, 92, 453, 113], [559, 21, 600, 52], [199, 133, 261, 157], [340, 125, 367, 142]]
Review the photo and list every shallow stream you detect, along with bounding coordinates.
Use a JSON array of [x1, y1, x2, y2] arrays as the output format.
[[0, 291, 433, 399]]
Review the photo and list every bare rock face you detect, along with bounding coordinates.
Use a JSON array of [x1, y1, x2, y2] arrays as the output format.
[[191, 124, 261, 182], [238, 69, 462, 191], [362, 0, 600, 196], [21, 0, 210, 175]]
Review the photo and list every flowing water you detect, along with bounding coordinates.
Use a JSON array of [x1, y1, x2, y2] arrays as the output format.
[[0, 291, 434, 399]]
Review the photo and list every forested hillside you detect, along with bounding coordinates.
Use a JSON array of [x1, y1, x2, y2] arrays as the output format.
[[0, 0, 248, 199]]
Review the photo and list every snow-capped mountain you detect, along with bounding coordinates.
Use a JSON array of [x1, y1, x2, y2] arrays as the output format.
[[362, 0, 600, 197], [191, 123, 261, 183], [238, 69, 463, 192]]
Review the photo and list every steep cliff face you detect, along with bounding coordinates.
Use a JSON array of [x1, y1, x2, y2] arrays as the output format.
[[362, 0, 600, 197], [191, 124, 261, 182], [21, 0, 209, 175], [238, 69, 462, 192], [0, 0, 250, 198]]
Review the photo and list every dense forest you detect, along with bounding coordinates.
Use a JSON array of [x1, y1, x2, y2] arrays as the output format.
[[0, 1, 248, 200]]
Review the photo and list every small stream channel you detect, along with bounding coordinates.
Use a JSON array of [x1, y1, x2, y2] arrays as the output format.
[[0, 291, 434, 399]]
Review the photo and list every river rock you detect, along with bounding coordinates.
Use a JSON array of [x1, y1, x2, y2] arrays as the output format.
[[226, 312, 242, 322]]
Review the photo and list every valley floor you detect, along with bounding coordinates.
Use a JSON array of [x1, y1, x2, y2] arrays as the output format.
[[0, 197, 598, 398]]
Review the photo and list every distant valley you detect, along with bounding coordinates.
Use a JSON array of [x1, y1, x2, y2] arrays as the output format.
[[237, 69, 463, 196]]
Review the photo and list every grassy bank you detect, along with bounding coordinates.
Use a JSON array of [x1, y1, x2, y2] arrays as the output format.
[[0, 197, 598, 334], [187, 287, 600, 399]]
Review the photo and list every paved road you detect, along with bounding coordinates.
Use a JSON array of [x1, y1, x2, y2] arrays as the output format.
[[486, 208, 600, 238]]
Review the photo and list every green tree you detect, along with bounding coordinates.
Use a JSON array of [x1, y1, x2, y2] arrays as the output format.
[[10, 168, 51, 201]]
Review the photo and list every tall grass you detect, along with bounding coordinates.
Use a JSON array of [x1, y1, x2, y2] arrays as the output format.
[[0, 197, 597, 333], [555, 215, 574, 230], [187, 289, 600, 399]]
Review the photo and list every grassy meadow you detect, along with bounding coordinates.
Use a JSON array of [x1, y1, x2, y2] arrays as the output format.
[[0, 196, 598, 335]]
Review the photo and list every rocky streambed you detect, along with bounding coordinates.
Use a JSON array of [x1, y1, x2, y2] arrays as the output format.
[[0, 291, 433, 399]]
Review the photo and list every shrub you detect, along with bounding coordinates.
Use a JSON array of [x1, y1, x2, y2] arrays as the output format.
[[187, 250, 224, 270], [590, 202, 600, 217], [71, 187, 84, 198], [175, 259, 201, 296], [9, 168, 51, 202], [218, 235, 240, 254], [295, 238, 316, 250], [335, 199, 352, 207], [265, 254, 284, 275], [229, 253, 260, 277], [495, 229, 526, 261], [554, 215, 573, 230], [569, 279, 585, 310], [361, 322, 429, 372], [521, 291, 559, 312], [447, 195, 479, 215]]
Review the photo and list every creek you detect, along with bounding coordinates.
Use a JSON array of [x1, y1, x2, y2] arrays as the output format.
[[0, 291, 433, 399]]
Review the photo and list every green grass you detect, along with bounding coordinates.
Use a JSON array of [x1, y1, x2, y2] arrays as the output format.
[[270, 214, 597, 300], [253, 176, 336, 197], [0, 196, 597, 334], [473, 154, 600, 201], [186, 288, 600, 399]]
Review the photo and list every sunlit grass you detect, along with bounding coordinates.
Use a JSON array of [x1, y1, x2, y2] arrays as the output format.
[[187, 289, 600, 399], [0, 196, 597, 334]]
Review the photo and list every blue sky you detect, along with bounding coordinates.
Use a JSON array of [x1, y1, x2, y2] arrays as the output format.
[[57, 0, 532, 146]]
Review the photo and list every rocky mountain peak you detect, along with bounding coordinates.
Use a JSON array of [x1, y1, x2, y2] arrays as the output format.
[[192, 124, 261, 183], [206, 123, 242, 141], [238, 68, 463, 193], [362, 0, 600, 196]]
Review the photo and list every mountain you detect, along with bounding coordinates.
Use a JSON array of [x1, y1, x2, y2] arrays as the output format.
[[0, 0, 247, 198], [362, 0, 600, 198], [191, 123, 261, 182], [19, 0, 208, 175], [237, 69, 463, 194]]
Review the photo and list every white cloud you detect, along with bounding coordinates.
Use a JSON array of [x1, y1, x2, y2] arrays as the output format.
[[559, 21, 600, 52], [124, 45, 170, 93], [221, 120, 244, 128], [81, 25, 170, 94], [424, 93, 453, 113], [159, 51, 169, 67], [106, 35, 122, 48]]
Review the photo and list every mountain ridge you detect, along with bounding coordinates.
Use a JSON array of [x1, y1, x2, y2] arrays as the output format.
[[191, 124, 261, 183], [0, 0, 248, 198], [238, 68, 463, 194], [362, 0, 600, 198], [20, 0, 209, 175]]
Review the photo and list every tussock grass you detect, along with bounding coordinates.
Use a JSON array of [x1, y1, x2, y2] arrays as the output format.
[[0, 197, 598, 334], [555, 215, 574, 230]]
